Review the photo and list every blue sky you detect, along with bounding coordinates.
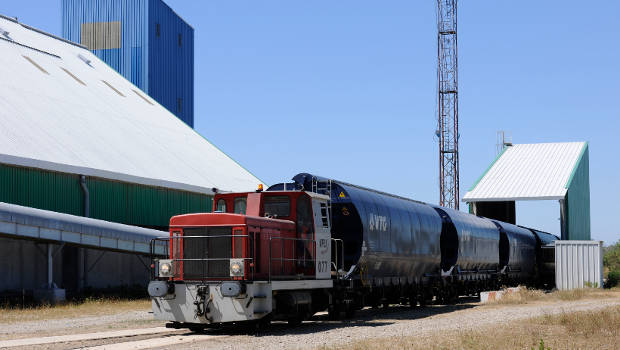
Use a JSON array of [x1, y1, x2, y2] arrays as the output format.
[[1, 1, 618, 244]]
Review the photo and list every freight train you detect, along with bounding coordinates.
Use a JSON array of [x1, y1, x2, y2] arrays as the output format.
[[148, 173, 558, 329]]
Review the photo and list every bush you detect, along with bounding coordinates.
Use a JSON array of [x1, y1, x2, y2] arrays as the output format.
[[604, 240, 620, 288], [606, 270, 620, 288]]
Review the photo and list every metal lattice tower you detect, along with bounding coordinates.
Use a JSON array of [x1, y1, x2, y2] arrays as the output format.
[[437, 0, 459, 209]]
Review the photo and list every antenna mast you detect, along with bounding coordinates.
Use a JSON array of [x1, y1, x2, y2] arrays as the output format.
[[437, 0, 459, 209]]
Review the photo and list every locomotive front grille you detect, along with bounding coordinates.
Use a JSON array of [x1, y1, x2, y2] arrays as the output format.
[[182, 227, 232, 279]]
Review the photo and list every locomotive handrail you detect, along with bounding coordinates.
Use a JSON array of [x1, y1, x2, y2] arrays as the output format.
[[169, 258, 253, 261], [151, 233, 321, 281], [149, 234, 253, 280], [166, 235, 251, 238], [268, 236, 317, 281], [331, 238, 344, 278]]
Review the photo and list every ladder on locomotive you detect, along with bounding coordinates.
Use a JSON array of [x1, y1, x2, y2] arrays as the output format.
[[310, 177, 346, 277], [311, 177, 332, 227]]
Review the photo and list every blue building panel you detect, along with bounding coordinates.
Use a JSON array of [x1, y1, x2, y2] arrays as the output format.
[[148, 0, 194, 126], [62, 0, 193, 127]]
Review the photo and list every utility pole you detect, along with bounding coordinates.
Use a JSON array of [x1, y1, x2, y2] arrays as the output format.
[[437, 0, 459, 209]]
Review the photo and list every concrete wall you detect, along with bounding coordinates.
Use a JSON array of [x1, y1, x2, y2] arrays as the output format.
[[1, 237, 150, 296]]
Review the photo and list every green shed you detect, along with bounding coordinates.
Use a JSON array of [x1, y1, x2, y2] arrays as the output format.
[[463, 142, 590, 240]]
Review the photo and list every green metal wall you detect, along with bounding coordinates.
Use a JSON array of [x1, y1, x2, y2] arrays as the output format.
[[86, 177, 212, 227], [0, 164, 83, 216], [0, 163, 212, 228], [564, 143, 591, 240]]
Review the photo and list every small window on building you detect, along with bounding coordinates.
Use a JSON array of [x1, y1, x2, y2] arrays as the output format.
[[61, 67, 86, 85], [234, 198, 247, 215], [177, 98, 183, 113], [264, 196, 290, 218], [156, 23, 161, 37], [80, 21, 121, 50], [216, 199, 227, 212], [22, 55, 49, 75], [178, 33, 182, 47], [101, 80, 125, 97]]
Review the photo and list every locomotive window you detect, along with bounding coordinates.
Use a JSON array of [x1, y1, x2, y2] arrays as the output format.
[[216, 199, 227, 212], [234, 197, 247, 214], [264, 196, 290, 218]]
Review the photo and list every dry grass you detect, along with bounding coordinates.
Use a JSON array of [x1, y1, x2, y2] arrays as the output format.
[[330, 305, 620, 350], [487, 286, 620, 305], [0, 298, 151, 323]]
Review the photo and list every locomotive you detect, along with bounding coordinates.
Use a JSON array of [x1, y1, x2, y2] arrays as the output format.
[[148, 173, 557, 329]]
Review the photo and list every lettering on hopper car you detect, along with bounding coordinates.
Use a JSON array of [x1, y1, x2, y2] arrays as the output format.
[[369, 213, 388, 232]]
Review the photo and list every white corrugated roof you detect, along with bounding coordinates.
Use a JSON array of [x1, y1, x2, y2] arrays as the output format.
[[0, 15, 261, 194], [463, 142, 587, 202]]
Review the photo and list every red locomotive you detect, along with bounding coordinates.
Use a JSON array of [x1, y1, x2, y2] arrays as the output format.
[[149, 185, 333, 327]]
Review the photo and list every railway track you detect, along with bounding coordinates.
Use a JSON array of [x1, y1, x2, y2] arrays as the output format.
[[1, 296, 619, 350], [0, 300, 479, 349], [0, 327, 222, 349]]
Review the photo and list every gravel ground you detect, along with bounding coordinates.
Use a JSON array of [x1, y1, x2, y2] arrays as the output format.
[[3, 296, 619, 349], [0, 310, 161, 340], [161, 297, 620, 350]]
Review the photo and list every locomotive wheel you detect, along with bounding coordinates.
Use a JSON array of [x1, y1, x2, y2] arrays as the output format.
[[255, 315, 272, 330], [188, 325, 205, 333], [328, 305, 340, 320]]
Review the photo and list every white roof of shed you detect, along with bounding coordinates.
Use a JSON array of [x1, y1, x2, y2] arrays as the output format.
[[0, 15, 261, 194], [463, 142, 587, 202]]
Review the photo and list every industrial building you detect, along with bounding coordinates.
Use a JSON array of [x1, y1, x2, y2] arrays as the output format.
[[464, 142, 590, 240], [62, 0, 194, 126], [0, 13, 260, 300]]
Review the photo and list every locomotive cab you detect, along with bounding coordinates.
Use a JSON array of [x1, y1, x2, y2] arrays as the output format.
[[148, 189, 333, 327]]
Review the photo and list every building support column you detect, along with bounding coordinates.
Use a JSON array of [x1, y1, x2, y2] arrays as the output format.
[[78, 248, 85, 291], [36, 244, 66, 303], [559, 198, 567, 240], [47, 243, 53, 289]]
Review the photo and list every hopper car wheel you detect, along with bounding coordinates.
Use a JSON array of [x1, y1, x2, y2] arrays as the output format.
[[345, 305, 356, 318], [287, 316, 303, 327]]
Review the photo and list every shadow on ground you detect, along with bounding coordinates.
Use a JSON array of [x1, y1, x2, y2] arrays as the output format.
[[192, 296, 480, 337]]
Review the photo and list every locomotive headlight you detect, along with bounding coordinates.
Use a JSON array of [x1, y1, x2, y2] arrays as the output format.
[[230, 259, 244, 277], [158, 259, 174, 278]]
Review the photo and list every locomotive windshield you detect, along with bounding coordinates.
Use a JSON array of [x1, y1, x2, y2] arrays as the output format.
[[264, 196, 290, 218]]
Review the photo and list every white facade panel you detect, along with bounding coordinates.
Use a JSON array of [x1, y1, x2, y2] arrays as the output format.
[[463, 142, 586, 202], [0, 16, 261, 194], [555, 240, 603, 290]]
